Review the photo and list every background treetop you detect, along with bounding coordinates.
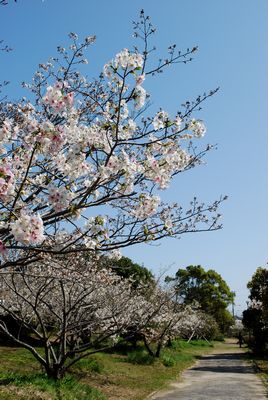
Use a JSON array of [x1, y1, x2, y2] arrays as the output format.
[[166, 264, 234, 333]]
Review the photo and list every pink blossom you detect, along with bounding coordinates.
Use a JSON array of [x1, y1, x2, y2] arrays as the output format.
[[42, 82, 74, 114], [48, 185, 74, 212], [11, 212, 45, 245]]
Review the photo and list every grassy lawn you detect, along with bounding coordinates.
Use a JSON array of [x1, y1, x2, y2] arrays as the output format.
[[0, 340, 217, 400]]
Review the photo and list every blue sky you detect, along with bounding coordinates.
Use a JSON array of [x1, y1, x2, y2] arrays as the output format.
[[1, 0, 268, 314]]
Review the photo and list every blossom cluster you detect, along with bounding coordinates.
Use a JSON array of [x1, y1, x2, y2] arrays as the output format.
[[103, 48, 143, 75], [144, 144, 190, 189], [11, 212, 45, 245], [131, 194, 160, 219], [48, 185, 74, 212], [42, 81, 74, 114], [189, 119, 206, 138]]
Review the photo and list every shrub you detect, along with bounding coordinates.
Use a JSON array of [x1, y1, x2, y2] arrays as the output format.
[[213, 333, 225, 342], [162, 354, 176, 367], [126, 350, 155, 365]]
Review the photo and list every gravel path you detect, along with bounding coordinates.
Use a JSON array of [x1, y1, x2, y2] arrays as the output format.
[[150, 341, 267, 400]]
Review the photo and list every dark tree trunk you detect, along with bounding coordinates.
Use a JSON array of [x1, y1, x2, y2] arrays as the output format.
[[155, 342, 162, 358], [143, 337, 155, 357], [167, 337, 172, 347], [45, 365, 65, 381]]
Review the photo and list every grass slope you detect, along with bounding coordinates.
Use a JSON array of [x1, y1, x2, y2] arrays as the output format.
[[0, 340, 215, 400]]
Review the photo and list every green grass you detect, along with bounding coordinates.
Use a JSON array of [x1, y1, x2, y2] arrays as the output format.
[[0, 372, 105, 400], [79, 340, 216, 399], [0, 340, 217, 399], [170, 339, 213, 350], [75, 357, 104, 374], [0, 348, 105, 400]]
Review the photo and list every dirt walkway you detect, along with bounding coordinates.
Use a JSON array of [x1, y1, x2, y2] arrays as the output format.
[[150, 340, 267, 400]]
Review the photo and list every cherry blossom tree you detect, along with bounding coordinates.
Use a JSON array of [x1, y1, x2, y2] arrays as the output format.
[[0, 253, 206, 378], [0, 253, 219, 378], [0, 254, 152, 380], [177, 307, 219, 342], [0, 11, 225, 270], [139, 288, 185, 357], [136, 290, 217, 356]]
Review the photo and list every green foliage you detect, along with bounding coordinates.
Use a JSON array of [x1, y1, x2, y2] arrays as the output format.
[[103, 256, 155, 288], [126, 349, 155, 365], [248, 268, 268, 301], [213, 333, 225, 341], [243, 308, 263, 332], [161, 354, 176, 367], [248, 267, 268, 326], [166, 265, 234, 333], [214, 308, 234, 335], [243, 267, 268, 354]]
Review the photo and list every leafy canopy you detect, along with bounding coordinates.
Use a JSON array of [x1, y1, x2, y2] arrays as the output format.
[[166, 265, 234, 332]]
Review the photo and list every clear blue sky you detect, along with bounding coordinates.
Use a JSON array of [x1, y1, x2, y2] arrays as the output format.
[[1, 0, 268, 315]]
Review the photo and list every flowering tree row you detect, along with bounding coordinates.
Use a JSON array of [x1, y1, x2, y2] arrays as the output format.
[[0, 254, 216, 380], [0, 11, 224, 269]]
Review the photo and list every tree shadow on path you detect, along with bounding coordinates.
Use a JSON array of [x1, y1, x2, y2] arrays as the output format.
[[191, 352, 254, 374]]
